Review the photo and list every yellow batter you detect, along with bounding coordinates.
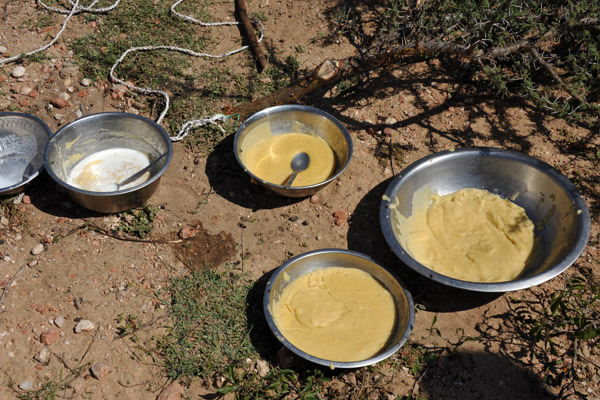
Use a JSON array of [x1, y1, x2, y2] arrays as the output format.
[[395, 188, 535, 282], [271, 267, 396, 362], [242, 133, 335, 186]]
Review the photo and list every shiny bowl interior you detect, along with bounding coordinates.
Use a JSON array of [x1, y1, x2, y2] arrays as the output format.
[[44, 112, 172, 213], [234, 105, 353, 197], [0, 112, 52, 195], [263, 249, 414, 369], [380, 147, 591, 292]]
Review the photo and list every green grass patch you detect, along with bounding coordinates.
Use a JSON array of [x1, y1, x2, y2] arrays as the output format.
[[157, 265, 257, 379]]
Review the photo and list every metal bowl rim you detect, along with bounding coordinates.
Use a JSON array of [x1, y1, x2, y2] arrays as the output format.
[[379, 146, 591, 292], [233, 104, 353, 191], [0, 112, 52, 194], [263, 248, 415, 368], [43, 112, 173, 196]]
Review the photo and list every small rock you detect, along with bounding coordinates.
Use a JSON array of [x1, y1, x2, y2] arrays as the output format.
[[0, 46, 7, 53], [256, 359, 269, 377], [59, 92, 70, 101], [178, 225, 198, 240], [333, 208, 348, 226], [22, 195, 31, 204], [385, 117, 397, 125], [309, 194, 320, 204], [90, 363, 110, 379], [18, 380, 33, 391], [31, 243, 44, 255], [77, 90, 87, 98], [34, 347, 50, 364], [20, 86, 32, 96], [157, 380, 185, 400], [80, 78, 91, 86], [3, 255, 11, 262], [43, 235, 53, 244], [29, 89, 38, 98], [12, 66, 26, 78], [54, 113, 64, 121], [50, 97, 70, 109], [1, 216, 9, 226], [74, 319, 95, 333], [289, 216, 299, 222], [40, 330, 60, 345], [383, 127, 395, 137], [28, 260, 38, 267], [54, 316, 65, 328], [0, 74, 8, 83]]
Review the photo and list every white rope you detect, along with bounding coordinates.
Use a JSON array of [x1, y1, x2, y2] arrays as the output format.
[[109, 2, 265, 141], [0, 0, 82, 65]]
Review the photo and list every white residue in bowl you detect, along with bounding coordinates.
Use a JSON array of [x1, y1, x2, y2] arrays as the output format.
[[66, 148, 150, 192]]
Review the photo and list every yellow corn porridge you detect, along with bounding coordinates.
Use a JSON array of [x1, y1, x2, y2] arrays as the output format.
[[395, 187, 535, 282], [271, 267, 396, 362], [242, 133, 335, 186]]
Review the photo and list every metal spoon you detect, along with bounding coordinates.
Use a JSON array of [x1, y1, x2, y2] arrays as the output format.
[[284, 152, 310, 188], [116, 151, 169, 190]]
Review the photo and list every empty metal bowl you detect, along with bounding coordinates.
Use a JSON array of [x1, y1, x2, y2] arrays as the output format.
[[263, 249, 414, 368], [0, 112, 52, 195], [234, 105, 353, 197], [380, 147, 591, 292], [44, 112, 173, 213]]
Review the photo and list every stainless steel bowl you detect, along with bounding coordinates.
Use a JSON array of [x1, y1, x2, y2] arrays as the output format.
[[380, 147, 591, 292], [0, 113, 52, 195], [234, 105, 353, 197], [44, 112, 173, 213], [263, 249, 414, 368]]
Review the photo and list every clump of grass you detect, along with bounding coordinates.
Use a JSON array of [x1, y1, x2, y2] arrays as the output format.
[[13, 363, 91, 400], [157, 265, 257, 379], [113, 204, 159, 238]]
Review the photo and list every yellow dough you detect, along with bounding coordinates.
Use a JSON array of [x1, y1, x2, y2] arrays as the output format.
[[395, 188, 535, 282], [271, 267, 396, 362], [242, 133, 335, 186]]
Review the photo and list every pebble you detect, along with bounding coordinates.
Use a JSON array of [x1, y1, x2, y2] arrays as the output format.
[[59, 92, 70, 100], [31, 243, 44, 255], [0, 45, 7, 53], [34, 347, 50, 364], [333, 209, 348, 226], [178, 225, 198, 239], [90, 363, 110, 379], [18, 380, 33, 391], [256, 359, 269, 377], [50, 97, 69, 109], [12, 66, 26, 78], [0, 216, 8, 226], [40, 330, 60, 345], [385, 117, 398, 125], [54, 316, 65, 328], [3, 255, 11, 262], [309, 194, 320, 204], [81, 78, 91, 86], [54, 113, 64, 121], [74, 319, 95, 333], [22, 195, 31, 204], [28, 260, 38, 267], [20, 86, 32, 96]]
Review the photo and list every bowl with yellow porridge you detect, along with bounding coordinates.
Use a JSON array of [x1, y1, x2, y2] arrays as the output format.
[[380, 147, 590, 292], [263, 249, 414, 368], [234, 105, 353, 197], [44, 112, 172, 213]]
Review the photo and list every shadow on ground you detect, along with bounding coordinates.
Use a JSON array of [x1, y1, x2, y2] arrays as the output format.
[[419, 350, 554, 400]]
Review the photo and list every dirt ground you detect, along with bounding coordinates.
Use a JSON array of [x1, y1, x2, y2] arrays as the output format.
[[1, 0, 599, 399]]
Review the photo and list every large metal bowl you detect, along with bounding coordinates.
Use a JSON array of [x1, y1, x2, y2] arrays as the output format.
[[0, 112, 52, 195], [234, 105, 353, 197], [44, 112, 172, 213], [380, 147, 590, 292], [263, 249, 414, 369]]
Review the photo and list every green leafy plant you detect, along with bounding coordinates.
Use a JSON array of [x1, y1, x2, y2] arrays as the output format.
[[113, 205, 159, 238]]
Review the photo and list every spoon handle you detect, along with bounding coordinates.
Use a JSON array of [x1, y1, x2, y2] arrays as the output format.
[[284, 171, 299, 188], [118, 151, 169, 188]]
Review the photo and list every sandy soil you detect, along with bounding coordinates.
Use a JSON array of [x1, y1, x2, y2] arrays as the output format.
[[1, 0, 599, 399]]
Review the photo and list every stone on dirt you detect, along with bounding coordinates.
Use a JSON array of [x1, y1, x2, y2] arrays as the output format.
[[12, 66, 25, 78], [31, 243, 44, 255], [90, 363, 110, 379], [40, 330, 60, 345], [54, 316, 65, 328], [34, 347, 51, 364], [178, 225, 198, 239], [74, 319, 95, 333], [333, 208, 348, 226], [18, 380, 33, 391]]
